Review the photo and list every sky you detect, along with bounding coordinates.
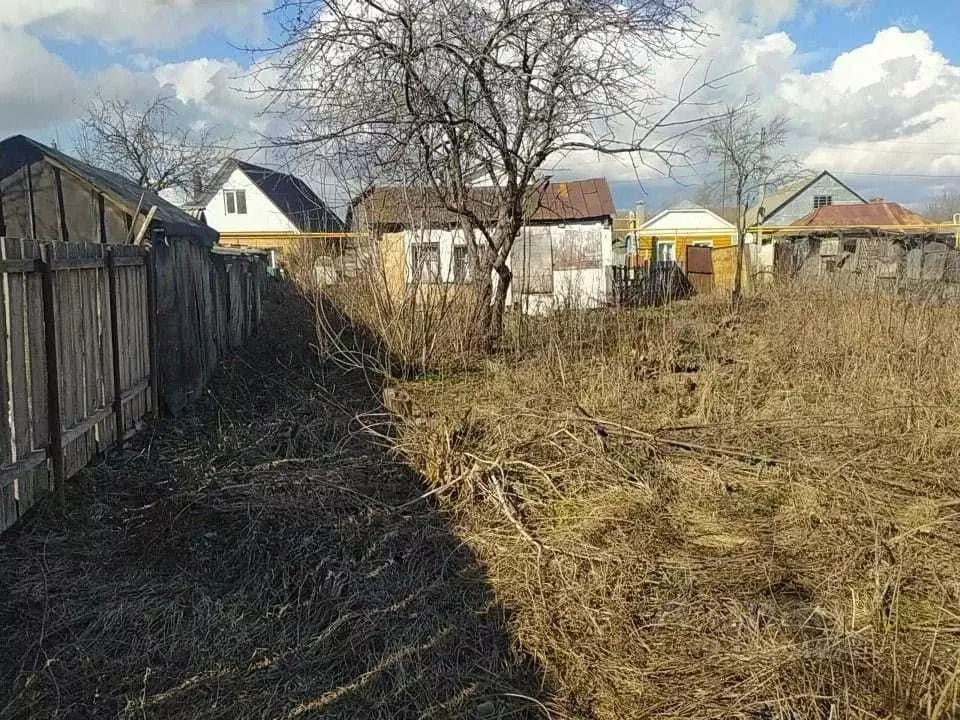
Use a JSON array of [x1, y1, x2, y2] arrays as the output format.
[[2, 0, 960, 215]]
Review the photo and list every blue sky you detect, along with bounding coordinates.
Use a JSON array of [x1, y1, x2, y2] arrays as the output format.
[[3, 0, 960, 212], [783, 0, 958, 70]]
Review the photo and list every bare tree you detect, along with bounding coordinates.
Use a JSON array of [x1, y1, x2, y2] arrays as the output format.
[[264, 0, 719, 348], [75, 92, 231, 198], [704, 106, 797, 302], [924, 189, 960, 223]]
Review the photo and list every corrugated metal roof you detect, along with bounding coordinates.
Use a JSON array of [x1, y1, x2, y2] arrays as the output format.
[[0, 134, 217, 244], [351, 178, 614, 228], [792, 202, 929, 228]]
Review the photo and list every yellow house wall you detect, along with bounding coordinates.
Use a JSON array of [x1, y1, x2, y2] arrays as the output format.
[[632, 233, 736, 265], [378, 232, 408, 302]]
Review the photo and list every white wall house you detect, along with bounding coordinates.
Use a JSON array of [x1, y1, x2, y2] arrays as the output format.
[[359, 179, 618, 314], [402, 218, 615, 314], [203, 167, 299, 233], [197, 160, 343, 236]]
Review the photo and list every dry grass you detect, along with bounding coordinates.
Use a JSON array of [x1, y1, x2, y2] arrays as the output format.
[[391, 280, 960, 719], [0, 291, 549, 719]]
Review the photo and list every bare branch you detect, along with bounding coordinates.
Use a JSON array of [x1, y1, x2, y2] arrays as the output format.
[[75, 91, 233, 198]]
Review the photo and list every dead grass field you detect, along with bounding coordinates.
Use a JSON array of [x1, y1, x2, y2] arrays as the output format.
[[391, 281, 960, 719], [0, 292, 549, 719]]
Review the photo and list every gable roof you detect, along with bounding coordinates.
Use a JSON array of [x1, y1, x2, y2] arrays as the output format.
[[747, 171, 867, 226], [0, 134, 217, 243], [352, 178, 615, 229], [202, 159, 344, 232], [792, 201, 929, 228], [639, 204, 736, 233]]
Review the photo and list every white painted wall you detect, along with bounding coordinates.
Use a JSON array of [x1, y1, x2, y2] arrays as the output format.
[[403, 220, 614, 313], [203, 168, 298, 234], [641, 207, 735, 233]]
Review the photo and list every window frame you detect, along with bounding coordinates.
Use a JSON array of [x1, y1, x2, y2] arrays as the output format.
[[411, 241, 442, 282], [223, 189, 247, 215], [813, 195, 833, 210]]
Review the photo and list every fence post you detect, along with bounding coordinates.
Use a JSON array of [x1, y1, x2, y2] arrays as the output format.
[[38, 243, 65, 514], [144, 249, 160, 418], [106, 248, 125, 446]]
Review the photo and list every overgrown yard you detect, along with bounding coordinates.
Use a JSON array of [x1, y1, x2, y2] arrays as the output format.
[[0, 294, 547, 719], [390, 282, 960, 719], [4, 282, 960, 719]]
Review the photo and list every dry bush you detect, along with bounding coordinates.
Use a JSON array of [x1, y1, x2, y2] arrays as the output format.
[[390, 278, 960, 719], [285, 237, 482, 376]]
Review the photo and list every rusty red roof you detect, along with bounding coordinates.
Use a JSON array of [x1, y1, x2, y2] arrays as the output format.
[[792, 202, 929, 228], [352, 179, 614, 228]]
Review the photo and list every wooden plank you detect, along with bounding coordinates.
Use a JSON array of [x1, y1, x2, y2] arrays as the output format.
[[145, 250, 160, 416], [25, 240, 47, 452], [39, 243, 64, 513], [53, 166, 69, 243], [0, 259, 39, 274], [106, 250, 124, 445], [0, 450, 47, 484], [112, 256, 145, 268], [97, 193, 106, 244], [0, 240, 10, 469], [5, 240, 31, 466], [48, 258, 109, 271], [98, 258, 116, 443], [24, 167, 36, 238], [0, 477, 15, 533], [60, 404, 112, 448]]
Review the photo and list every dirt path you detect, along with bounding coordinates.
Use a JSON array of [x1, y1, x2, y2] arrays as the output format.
[[0, 296, 549, 719]]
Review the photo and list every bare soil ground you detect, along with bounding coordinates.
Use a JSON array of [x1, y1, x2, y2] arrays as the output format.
[[0, 293, 549, 719]]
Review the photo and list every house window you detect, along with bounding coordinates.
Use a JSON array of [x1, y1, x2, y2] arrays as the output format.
[[411, 242, 441, 282], [224, 189, 247, 215], [452, 245, 472, 283], [814, 195, 833, 210], [655, 241, 676, 262]]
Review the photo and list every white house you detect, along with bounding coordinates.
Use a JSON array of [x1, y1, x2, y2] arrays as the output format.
[[353, 179, 616, 313], [193, 159, 343, 243]]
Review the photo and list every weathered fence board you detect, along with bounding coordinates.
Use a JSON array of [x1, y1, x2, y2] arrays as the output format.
[[0, 236, 263, 534], [0, 239, 151, 532]]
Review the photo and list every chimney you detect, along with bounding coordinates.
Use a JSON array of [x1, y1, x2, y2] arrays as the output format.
[[870, 197, 885, 204], [634, 201, 647, 226]]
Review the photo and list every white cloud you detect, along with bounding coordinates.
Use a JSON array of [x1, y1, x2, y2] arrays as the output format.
[[0, 26, 80, 137], [0, 0, 272, 47]]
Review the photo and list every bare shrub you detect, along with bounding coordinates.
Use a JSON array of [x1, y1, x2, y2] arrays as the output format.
[[285, 236, 482, 376]]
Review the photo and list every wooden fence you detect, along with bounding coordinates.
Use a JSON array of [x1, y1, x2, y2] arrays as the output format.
[[0, 238, 155, 533]]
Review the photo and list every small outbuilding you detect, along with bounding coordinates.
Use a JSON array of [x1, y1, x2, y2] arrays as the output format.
[[0, 134, 263, 412]]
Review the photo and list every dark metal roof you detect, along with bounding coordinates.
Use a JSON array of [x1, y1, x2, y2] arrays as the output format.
[[0, 134, 218, 244], [352, 178, 615, 228], [201, 159, 344, 232], [792, 201, 930, 228]]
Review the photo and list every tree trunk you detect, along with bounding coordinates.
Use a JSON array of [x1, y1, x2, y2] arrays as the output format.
[[733, 228, 747, 305], [471, 265, 494, 351], [486, 263, 512, 352]]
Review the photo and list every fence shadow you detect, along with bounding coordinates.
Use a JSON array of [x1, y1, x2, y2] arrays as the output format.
[[0, 289, 553, 719]]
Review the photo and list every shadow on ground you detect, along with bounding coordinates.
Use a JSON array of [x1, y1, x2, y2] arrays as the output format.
[[0, 290, 551, 719]]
